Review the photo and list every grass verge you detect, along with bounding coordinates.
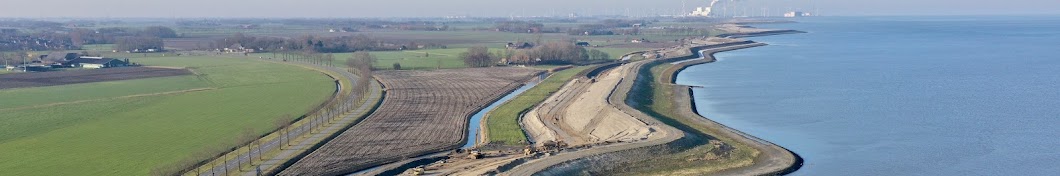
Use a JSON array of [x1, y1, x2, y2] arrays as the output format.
[[619, 61, 758, 175], [484, 66, 591, 145]]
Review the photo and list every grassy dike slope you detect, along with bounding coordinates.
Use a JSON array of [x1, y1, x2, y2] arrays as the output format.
[[617, 43, 800, 175], [484, 66, 590, 145], [0, 56, 334, 176]]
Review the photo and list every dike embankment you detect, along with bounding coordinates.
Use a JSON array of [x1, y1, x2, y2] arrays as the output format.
[[665, 43, 804, 175], [530, 40, 802, 175]]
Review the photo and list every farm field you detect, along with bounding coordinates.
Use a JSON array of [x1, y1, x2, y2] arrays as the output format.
[[0, 67, 192, 90], [250, 48, 498, 70], [248, 47, 643, 71], [0, 75, 208, 109], [0, 56, 335, 176], [485, 66, 591, 145], [279, 67, 540, 176], [354, 30, 696, 48]]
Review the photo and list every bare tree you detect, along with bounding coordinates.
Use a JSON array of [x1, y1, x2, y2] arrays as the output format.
[[273, 115, 293, 149], [588, 49, 611, 60], [352, 52, 377, 71], [325, 54, 335, 67], [461, 46, 494, 67], [240, 128, 256, 167]]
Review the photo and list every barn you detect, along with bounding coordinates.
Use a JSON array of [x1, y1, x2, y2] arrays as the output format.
[[65, 57, 129, 69]]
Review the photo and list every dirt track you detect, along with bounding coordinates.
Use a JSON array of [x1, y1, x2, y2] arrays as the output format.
[[510, 39, 800, 175], [505, 58, 686, 176], [278, 67, 540, 176], [522, 63, 659, 146]]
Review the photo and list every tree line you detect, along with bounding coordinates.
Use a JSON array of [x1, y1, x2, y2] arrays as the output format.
[[213, 33, 445, 53], [0, 26, 179, 52], [0, 31, 77, 51], [566, 19, 649, 36], [461, 41, 611, 67], [69, 26, 178, 46]]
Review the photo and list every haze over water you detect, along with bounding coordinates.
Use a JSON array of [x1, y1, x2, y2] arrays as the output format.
[[677, 16, 1060, 175]]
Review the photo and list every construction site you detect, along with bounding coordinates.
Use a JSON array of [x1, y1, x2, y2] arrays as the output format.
[[278, 67, 541, 175], [335, 27, 805, 175]]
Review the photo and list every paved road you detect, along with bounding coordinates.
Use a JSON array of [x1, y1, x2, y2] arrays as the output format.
[[193, 60, 383, 176]]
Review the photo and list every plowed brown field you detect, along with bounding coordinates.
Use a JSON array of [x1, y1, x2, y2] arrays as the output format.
[[279, 67, 540, 176]]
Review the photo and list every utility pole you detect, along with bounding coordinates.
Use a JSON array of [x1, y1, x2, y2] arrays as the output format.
[[22, 52, 27, 72]]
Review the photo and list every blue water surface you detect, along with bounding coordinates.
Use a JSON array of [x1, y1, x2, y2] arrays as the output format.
[[676, 16, 1060, 175]]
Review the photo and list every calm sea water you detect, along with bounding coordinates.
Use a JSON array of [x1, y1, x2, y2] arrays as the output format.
[[677, 16, 1060, 175]]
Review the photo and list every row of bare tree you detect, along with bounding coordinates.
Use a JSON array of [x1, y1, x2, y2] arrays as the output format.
[[155, 52, 377, 176], [346, 52, 376, 99], [461, 41, 612, 67]]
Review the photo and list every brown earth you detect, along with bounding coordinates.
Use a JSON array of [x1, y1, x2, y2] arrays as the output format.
[[278, 67, 541, 176], [522, 63, 657, 147], [0, 67, 192, 90]]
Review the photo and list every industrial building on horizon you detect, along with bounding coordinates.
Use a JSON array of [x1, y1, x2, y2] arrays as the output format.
[[687, 0, 721, 17], [684, 0, 819, 18], [784, 11, 812, 17]]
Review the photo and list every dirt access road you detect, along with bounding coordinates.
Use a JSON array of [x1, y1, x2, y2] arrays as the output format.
[[521, 62, 657, 146]]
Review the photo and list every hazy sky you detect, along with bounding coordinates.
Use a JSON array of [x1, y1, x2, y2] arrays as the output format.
[[0, 0, 1057, 18]]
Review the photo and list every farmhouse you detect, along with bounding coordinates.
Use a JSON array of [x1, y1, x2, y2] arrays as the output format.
[[506, 42, 534, 49], [39, 52, 80, 62], [222, 43, 256, 53], [65, 57, 129, 69]]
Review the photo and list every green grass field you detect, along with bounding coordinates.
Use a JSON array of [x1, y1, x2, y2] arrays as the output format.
[[249, 46, 641, 71], [250, 48, 498, 70], [485, 66, 591, 145], [0, 56, 335, 175], [592, 47, 650, 59], [80, 44, 115, 51], [365, 48, 477, 70]]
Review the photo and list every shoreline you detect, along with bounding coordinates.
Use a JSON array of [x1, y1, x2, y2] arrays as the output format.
[[665, 44, 804, 175], [716, 30, 806, 38], [340, 27, 806, 175], [509, 37, 804, 175]]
